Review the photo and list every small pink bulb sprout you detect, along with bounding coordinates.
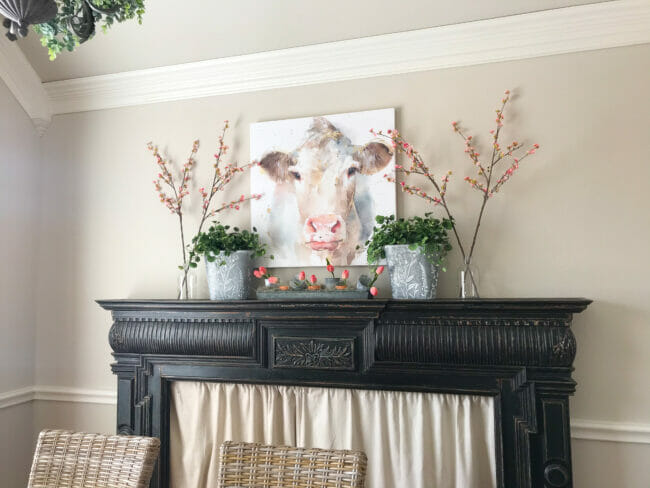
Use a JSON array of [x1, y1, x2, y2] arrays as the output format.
[[267, 276, 279, 284], [254, 267, 272, 279], [309, 274, 317, 284], [369, 287, 378, 297], [298, 271, 306, 281], [342, 269, 350, 280]]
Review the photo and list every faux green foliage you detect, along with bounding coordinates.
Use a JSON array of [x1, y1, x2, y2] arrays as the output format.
[[188, 223, 270, 267], [365, 214, 453, 268], [34, 0, 145, 60]]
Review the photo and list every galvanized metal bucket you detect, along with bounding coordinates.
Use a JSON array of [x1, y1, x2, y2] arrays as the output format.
[[384, 245, 440, 299], [205, 250, 252, 300]]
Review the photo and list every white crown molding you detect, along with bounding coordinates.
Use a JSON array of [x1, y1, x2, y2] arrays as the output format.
[[0, 34, 51, 133], [43, 0, 650, 115], [2, 386, 650, 445]]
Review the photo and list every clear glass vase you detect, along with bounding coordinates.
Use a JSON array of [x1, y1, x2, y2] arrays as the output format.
[[459, 260, 480, 299], [178, 269, 197, 300]]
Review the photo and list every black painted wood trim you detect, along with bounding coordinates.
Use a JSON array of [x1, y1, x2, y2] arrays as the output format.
[[99, 298, 591, 488]]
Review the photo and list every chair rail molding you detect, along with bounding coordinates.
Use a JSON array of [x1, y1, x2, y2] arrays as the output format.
[[1, 388, 649, 445], [44, 0, 650, 115], [0, 386, 117, 409], [571, 419, 650, 445], [0, 34, 51, 134], [0, 386, 34, 409]]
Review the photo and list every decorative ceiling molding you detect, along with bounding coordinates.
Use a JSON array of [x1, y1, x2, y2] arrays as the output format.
[[42, 0, 650, 115], [0, 32, 51, 134]]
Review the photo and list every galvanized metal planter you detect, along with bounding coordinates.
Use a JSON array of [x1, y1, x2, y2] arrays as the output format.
[[205, 251, 252, 300], [384, 244, 440, 299]]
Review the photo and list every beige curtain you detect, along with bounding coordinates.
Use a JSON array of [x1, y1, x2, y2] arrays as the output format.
[[170, 382, 496, 488]]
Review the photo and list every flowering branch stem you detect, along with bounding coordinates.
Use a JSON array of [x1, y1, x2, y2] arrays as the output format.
[[148, 140, 198, 298], [375, 90, 540, 298], [148, 121, 261, 299], [463, 96, 507, 267], [196, 124, 229, 237]]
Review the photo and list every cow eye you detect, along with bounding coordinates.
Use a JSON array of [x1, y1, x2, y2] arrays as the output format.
[[289, 171, 301, 181], [347, 167, 358, 177]]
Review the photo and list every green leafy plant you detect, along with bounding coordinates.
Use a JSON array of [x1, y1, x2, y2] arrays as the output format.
[[188, 223, 270, 267], [34, 0, 146, 60], [365, 214, 453, 269]]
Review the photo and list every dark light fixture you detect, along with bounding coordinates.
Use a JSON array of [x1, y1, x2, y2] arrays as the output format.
[[0, 0, 58, 40]]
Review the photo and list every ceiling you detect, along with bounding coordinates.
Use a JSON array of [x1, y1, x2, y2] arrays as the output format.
[[16, 0, 610, 82]]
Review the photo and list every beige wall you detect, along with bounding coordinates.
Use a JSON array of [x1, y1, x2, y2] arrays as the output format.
[[1, 42, 647, 487], [0, 78, 39, 393], [0, 404, 35, 487], [38, 43, 650, 420], [0, 79, 40, 486], [573, 439, 650, 488], [32, 400, 115, 435]]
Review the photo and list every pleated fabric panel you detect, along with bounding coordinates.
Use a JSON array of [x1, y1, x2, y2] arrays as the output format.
[[170, 382, 496, 488]]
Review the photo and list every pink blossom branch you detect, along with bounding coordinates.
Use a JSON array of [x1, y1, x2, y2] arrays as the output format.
[[371, 128, 469, 261], [147, 121, 262, 298], [372, 90, 540, 298], [208, 194, 263, 216], [195, 122, 260, 237], [453, 91, 540, 267]]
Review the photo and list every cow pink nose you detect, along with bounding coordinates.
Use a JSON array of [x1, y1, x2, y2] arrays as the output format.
[[306, 215, 342, 234]]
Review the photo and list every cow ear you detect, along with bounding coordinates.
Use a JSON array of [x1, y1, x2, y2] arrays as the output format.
[[259, 151, 296, 182], [309, 117, 338, 134], [354, 141, 393, 175]]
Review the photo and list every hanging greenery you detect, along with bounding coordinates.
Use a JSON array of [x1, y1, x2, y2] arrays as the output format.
[[34, 0, 145, 60]]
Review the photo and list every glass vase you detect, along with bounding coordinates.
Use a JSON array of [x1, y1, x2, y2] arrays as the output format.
[[178, 269, 197, 300], [459, 260, 480, 299]]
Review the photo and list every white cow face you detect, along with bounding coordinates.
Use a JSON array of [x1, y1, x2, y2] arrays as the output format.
[[259, 117, 393, 254]]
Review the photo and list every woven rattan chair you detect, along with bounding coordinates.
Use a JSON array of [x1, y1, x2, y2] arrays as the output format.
[[216, 441, 367, 488], [28, 429, 160, 488]]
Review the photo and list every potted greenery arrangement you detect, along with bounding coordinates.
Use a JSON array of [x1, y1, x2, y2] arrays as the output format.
[[365, 214, 452, 299], [34, 0, 146, 60], [188, 223, 269, 300]]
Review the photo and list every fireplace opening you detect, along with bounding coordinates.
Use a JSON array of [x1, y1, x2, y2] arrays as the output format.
[[169, 381, 496, 488]]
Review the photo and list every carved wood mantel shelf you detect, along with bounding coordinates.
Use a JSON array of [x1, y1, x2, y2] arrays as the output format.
[[98, 298, 591, 488]]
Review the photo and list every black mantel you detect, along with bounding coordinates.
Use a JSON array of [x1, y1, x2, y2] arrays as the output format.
[[98, 298, 591, 488]]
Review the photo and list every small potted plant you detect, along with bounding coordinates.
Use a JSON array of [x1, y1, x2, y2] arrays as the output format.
[[189, 223, 270, 300], [253, 266, 279, 288], [324, 259, 350, 290], [357, 266, 384, 297], [336, 270, 350, 290], [307, 274, 321, 291], [365, 214, 452, 299], [290, 271, 308, 290]]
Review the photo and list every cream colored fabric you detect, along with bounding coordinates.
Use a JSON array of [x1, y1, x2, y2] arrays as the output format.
[[170, 382, 496, 488]]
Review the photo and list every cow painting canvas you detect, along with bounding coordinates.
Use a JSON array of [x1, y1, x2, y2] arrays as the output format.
[[250, 108, 396, 266]]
